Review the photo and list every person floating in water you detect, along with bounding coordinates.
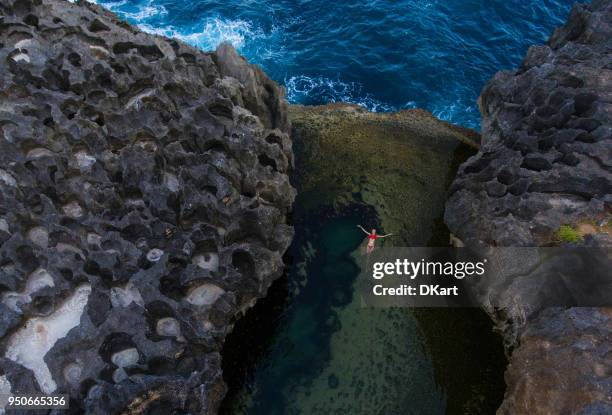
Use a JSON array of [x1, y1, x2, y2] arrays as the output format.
[[357, 225, 393, 254]]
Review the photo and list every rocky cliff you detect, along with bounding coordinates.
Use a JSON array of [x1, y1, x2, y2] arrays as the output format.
[[0, 0, 294, 413], [445, 1, 611, 413]]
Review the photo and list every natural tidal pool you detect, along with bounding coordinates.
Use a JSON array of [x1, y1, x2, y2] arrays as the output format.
[[220, 204, 507, 415]]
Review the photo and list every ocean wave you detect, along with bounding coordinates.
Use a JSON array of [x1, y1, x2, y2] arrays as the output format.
[[100, 0, 127, 8], [285, 75, 396, 113], [97, 0, 167, 21], [79, 0, 576, 128], [432, 103, 479, 129], [120, 6, 167, 21], [139, 18, 260, 51]]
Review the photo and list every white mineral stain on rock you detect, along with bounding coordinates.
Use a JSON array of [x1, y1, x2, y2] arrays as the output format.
[[163, 172, 180, 193], [0, 375, 12, 415], [74, 151, 96, 171], [26, 148, 54, 159], [2, 268, 55, 312], [136, 140, 157, 152], [0, 169, 17, 187], [156, 317, 181, 338], [186, 283, 225, 306], [146, 248, 164, 262], [112, 367, 128, 383], [192, 252, 219, 272], [63, 362, 82, 385], [0, 219, 9, 233], [14, 38, 33, 49], [111, 348, 139, 368], [27, 226, 48, 248], [4, 284, 91, 394], [62, 201, 83, 218], [110, 282, 144, 308], [87, 233, 102, 246], [25, 269, 55, 294], [125, 89, 154, 110], [125, 198, 146, 209], [11, 53, 30, 63], [89, 45, 109, 58]]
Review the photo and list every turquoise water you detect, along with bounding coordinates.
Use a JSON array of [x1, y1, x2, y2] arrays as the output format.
[[222, 215, 446, 414], [220, 206, 506, 414], [94, 0, 578, 128]]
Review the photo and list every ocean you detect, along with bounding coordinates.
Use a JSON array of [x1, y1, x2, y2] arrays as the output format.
[[97, 0, 574, 129], [92, 0, 578, 129]]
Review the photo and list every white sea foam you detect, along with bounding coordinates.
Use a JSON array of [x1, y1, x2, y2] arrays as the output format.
[[413, 0, 436, 10], [90, 0, 165, 20], [102, 0, 127, 7], [432, 102, 478, 128], [285, 75, 395, 113], [138, 17, 259, 51], [118, 3, 167, 21], [94, 2, 276, 56]]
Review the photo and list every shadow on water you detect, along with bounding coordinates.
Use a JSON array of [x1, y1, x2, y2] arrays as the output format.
[[220, 204, 380, 414], [220, 198, 506, 414]]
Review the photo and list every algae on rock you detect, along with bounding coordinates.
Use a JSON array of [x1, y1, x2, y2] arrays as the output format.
[[290, 104, 478, 246]]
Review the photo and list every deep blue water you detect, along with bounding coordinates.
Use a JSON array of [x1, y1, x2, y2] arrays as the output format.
[[94, 0, 577, 129]]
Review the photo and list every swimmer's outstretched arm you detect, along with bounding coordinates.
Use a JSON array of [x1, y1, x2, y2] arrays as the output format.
[[379, 233, 393, 238], [357, 225, 370, 235]]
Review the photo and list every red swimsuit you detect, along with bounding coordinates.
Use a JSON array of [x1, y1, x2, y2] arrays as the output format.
[[368, 234, 378, 240]]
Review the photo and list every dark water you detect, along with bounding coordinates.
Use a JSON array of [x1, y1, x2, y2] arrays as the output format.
[[222, 213, 445, 414], [220, 203, 506, 414], [94, 0, 578, 128]]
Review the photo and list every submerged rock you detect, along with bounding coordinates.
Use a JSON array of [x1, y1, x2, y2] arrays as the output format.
[[289, 104, 507, 413], [290, 104, 478, 245], [445, 1, 612, 413], [0, 0, 294, 413]]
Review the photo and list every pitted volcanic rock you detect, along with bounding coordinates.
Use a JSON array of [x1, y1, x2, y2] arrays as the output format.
[[0, 0, 295, 413]]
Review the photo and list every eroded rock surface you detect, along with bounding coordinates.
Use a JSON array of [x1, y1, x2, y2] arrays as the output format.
[[0, 0, 294, 413], [445, 1, 612, 413], [446, 0, 611, 248]]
